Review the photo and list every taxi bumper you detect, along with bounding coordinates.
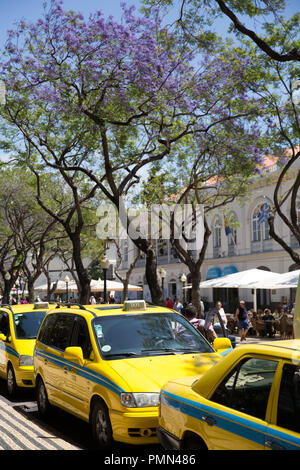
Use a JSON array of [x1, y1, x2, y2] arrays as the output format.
[[15, 366, 35, 388], [157, 426, 181, 450], [110, 409, 159, 444]]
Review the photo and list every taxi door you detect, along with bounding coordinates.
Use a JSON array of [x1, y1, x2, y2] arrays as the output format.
[[264, 361, 300, 450], [61, 316, 93, 419], [202, 356, 279, 450], [0, 311, 10, 375], [37, 313, 75, 407]]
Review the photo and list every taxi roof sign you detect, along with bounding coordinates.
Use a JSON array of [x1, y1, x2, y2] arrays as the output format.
[[123, 300, 147, 311], [34, 302, 49, 309]]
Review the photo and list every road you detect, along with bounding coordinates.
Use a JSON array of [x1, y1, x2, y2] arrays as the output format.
[[0, 334, 284, 451], [0, 379, 161, 452]]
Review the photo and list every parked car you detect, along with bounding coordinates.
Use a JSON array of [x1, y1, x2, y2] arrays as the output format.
[[158, 340, 300, 450], [0, 302, 50, 396], [33, 300, 231, 448]]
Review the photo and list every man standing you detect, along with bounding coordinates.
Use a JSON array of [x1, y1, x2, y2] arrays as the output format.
[[216, 301, 227, 327], [165, 297, 174, 309], [174, 297, 183, 314], [235, 300, 249, 342]]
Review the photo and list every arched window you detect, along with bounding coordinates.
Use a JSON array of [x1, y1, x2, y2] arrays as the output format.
[[252, 203, 271, 242], [213, 217, 222, 247], [226, 213, 237, 246]]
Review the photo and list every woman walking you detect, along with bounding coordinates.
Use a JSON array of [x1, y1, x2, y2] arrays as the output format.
[[235, 300, 249, 342]]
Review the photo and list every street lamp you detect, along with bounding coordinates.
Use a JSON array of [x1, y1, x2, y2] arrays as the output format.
[[4, 272, 11, 305], [101, 257, 110, 303], [159, 268, 167, 300], [180, 273, 187, 304], [64, 275, 70, 302], [15, 279, 19, 304]]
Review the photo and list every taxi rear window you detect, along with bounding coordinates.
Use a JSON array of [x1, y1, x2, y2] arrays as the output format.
[[92, 312, 213, 360], [13, 311, 47, 339]]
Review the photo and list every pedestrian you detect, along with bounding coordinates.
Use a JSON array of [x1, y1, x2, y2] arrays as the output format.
[[173, 297, 183, 314], [184, 304, 205, 335], [216, 301, 227, 327], [262, 308, 275, 337], [89, 295, 96, 305], [235, 300, 249, 342], [165, 297, 174, 309], [291, 303, 295, 318], [204, 308, 217, 341]]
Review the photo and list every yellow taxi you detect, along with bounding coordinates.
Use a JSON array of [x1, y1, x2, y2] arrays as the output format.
[[33, 300, 231, 448], [158, 340, 300, 450], [0, 302, 51, 396]]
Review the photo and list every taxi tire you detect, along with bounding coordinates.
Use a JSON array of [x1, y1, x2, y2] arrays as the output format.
[[7, 364, 18, 398], [91, 399, 113, 449], [36, 377, 51, 419], [181, 432, 207, 450]]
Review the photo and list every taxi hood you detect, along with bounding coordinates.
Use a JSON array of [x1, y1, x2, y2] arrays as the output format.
[[108, 352, 221, 393]]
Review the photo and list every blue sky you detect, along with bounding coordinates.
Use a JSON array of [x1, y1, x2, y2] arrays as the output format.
[[0, 0, 143, 48], [0, 0, 298, 49]]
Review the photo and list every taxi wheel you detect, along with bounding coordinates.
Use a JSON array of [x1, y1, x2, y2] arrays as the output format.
[[182, 432, 207, 450], [36, 377, 51, 418], [7, 364, 18, 397], [91, 400, 113, 449]]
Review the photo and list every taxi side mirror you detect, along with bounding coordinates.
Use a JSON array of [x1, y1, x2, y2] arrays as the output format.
[[213, 337, 232, 353], [64, 346, 84, 366], [0, 333, 10, 342]]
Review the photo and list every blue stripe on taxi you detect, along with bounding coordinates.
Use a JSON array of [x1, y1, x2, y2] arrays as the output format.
[[161, 389, 300, 450], [34, 348, 125, 395]]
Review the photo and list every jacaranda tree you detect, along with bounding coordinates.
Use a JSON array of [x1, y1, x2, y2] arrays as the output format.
[[1, 0, 267, 304]]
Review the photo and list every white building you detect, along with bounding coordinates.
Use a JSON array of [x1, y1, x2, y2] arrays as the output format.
[[118, 155, 300, 312]]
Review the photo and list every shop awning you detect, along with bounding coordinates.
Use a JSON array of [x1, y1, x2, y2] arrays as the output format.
[[206, 267, 222, 280]]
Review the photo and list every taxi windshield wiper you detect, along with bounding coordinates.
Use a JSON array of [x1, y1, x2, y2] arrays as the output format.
[[142, 348, 200, 355], [103, 352, 141, 358]]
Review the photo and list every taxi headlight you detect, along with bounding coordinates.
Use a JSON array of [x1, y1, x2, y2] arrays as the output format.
[[120, 392, 160, 408], [19, 355, 34, 366]]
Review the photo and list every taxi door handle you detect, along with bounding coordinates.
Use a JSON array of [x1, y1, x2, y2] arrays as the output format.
[[265, 440, 286, 450], [202, 415, 216, 426]]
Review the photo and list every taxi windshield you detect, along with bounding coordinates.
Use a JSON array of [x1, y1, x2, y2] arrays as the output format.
[[13, 311, 47, 339], [92, 312, 213, 359]]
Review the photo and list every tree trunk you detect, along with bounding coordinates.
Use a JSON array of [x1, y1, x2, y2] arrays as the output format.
[[2, 278, 14, 304], [71, 234, 91, 304], [145, 248, 164, 306], [190, 270, 203, 318], [122, 282, 129, 302], [27, 277, 35, 303]]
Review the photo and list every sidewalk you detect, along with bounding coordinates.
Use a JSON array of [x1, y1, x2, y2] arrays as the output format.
[[0, 394, 80, 450], [234, 332, 288, 346]]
